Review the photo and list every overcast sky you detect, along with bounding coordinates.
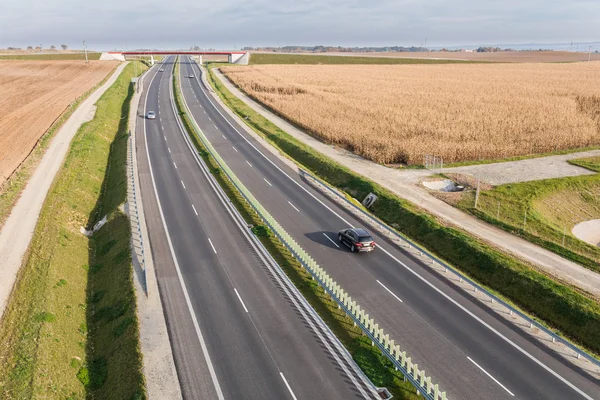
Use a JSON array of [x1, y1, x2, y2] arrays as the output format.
[[1, 0, 599, 50]]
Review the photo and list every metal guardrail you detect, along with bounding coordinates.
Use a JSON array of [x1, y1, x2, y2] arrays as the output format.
[[299, 169, 600, 370], [128, 133, 147, 294], [176, 69, 448, 400]]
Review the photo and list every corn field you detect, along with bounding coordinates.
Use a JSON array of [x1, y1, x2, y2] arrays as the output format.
[[222, 63, 600, 165]]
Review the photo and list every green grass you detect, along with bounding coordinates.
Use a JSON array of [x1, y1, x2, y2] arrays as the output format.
[[569, 156, 600, 172], [0, 53, 101, 61], [205, 62, 600, 356], [250, 53, 480, 65], [453, 168, 600, 272], [0, 64, 119, 230], [175, 59, 420, 399], [0, 62, 146, 399]]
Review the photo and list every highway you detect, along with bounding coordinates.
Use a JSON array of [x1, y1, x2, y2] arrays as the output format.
[[178, 56, 600, 400], [135, 56, 379, 399]]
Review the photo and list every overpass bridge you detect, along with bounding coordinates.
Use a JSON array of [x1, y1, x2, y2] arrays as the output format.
[[100, 51, 250, 65]]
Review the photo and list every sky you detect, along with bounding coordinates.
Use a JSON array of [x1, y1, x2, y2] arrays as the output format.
[[1, 0, 599, 50]]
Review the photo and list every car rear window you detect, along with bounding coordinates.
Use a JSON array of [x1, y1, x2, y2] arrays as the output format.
[[358, 235, 374, 242]]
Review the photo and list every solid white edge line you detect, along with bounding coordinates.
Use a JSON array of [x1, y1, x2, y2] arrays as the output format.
[[181, 180, 186, 189], [234, 288, 249, 313], [280, 373, 298, 400], [376, 280, 403, 303], [263, 178, 272, 187], [287, 201, 299, 212], [376, 245, 594, 400], [322, 232, 340, 248], [467, 357, 515, 397], [187, 59, 594, 400], [232, 146, 238, 152], [142, 58, 225, 400], [246, 160, 253, 167], [208, 238, 217, 254], [192, 204, 198, 216]]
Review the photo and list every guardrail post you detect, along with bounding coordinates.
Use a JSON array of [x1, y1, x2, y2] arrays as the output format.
[[434, 384, 439, 399]]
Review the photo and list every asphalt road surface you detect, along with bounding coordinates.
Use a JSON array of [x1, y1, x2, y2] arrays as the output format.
[[136, 56, 379, 399], [178, 56, 600, 400]]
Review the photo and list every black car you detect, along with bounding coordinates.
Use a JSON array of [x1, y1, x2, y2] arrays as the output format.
[[338, 228, 376, 252]]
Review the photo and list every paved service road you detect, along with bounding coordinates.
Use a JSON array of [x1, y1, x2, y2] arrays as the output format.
[[179, 56, 600, 400], [136, 57, 378, 399]]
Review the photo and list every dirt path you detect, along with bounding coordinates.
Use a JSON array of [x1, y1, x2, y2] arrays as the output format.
[[444, 150, 600, 185], [213, 68, 600, 299], [0, 63, 128, 320]]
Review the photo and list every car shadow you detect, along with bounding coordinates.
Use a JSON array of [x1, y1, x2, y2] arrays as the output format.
[[304, 231, 350, 252]]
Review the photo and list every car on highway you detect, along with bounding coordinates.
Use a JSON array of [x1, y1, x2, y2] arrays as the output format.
[[338, 228, 376, 252], [159, 68, 164, 72], [188, 74, 194, 78], [146, 111, 156, 119]]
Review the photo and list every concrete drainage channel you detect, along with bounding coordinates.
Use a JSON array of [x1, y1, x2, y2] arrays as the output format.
[[299, 169, 600, 378], [176, 60, 447, 400], [168, 67, 384, 399]]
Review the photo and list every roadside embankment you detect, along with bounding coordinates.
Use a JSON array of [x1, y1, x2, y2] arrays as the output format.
[[0, 62, 146, 399]]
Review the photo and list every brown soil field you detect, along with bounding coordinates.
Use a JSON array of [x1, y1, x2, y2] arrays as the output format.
[[222, 62, 600, 165], [257, 50, 600, 63], [0, 60, 118, 182]]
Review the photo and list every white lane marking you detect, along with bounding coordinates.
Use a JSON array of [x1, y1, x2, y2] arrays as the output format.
[[181, 180, 186, 189], [287, 201, 300, 212], [192, 204, 198, 216], [164, 135, 167, 140], [208, 116, 212, 122], [214, 124, 218, 129], [280, 373, 298, 400], [263, 178, 272, 187], [142, 67, 225, 400], [376, 280, 403, 303], [232, 146, 238, 153], [376, 245, 594, 400], [222, 134, 227, 139], [173, 161, 177, 169], [204, 110, 207, 114], [234, 288, 249, 313], [246, 160, 253, 168], [322, 233, 340, 248], [208, 238, 217, 254], [468, 357, 515, 397], [168, 147, 171, 154]]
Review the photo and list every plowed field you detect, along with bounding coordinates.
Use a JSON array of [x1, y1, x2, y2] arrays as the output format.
[[0, 60, 118, 182]]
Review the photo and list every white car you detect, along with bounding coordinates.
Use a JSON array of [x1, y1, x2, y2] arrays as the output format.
[[159, 68, 164, 72], [147, 111, 156, 119], [188, 74, 194, 78]]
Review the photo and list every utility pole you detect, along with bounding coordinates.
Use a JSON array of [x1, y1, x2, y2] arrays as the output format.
[[83, 40, 89, 63], [588, 46, 593, 62]]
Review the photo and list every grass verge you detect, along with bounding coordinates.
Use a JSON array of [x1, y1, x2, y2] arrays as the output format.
[[0, 63, 119, 230], [450, 170, 600, 272], [174, 59, 420, 399], [0, 53, 101, 61], [0, 62, 146, 399], [204, 62, 600, 356], [250, 53, 480, 65]]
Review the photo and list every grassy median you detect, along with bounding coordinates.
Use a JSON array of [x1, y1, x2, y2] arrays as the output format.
[[204, 62, 600, 357], [0, 62, 146, 399], [174, 59, 421, 399]]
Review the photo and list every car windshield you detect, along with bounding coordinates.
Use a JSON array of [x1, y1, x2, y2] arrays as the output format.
[[358, 235, 373, 243]]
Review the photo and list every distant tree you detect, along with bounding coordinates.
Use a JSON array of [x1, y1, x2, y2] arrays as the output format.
[[193, 45, 201, 51], [35, 46, 41, 51], [61, 44, 68, 50], [50, 45, 56, 50], [27, 46, 33, 51]]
